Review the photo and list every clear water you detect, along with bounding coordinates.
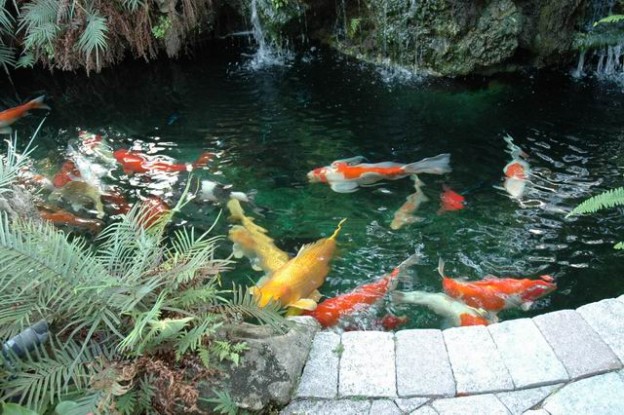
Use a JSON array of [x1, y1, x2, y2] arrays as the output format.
[[2, 46, 624, 329]]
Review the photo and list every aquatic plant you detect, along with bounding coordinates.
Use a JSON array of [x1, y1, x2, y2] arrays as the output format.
[[0, 140, 285, 413], [567, 187, 624, 249]]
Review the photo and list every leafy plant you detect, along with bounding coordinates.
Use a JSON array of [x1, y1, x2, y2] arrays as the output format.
[[0, 142, 286, 412], [594, 14, 624, 27], [152, 15, 172, 40], [567, 187, 624, 249], [203, 389, 239, 415]]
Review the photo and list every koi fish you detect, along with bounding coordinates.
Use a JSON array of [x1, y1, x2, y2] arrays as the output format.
[[438, 185, 466, 214], [227, 198, 289, 273], [48, 181, 105, 219], [391, 290, 496, 327], [200, 180, 251, 204], [101, 187, 132, 216], [379, 314, 409, 331], [53, 160, 81, 188], [438, 258, 556, 312], [75, 130, 116, 167], [502, 135, 530, 198], [390, 175, 429, 230], [250, 218, 347, 310], [304, 252, 420, 327], [139, 196, 171, 228], [113, 149, 215, 174], [0, 96, 51, 134], [38, 207, 104, 234], [307, 153, 452, 193]]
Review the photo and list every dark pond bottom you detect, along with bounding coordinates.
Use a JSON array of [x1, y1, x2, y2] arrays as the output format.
[[3, 45, 624, 329]]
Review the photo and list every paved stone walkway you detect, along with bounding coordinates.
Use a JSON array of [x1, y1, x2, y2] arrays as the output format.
[[281, 295, 624, 414]]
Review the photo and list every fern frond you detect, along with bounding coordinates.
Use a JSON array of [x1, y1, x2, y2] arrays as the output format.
[[0, 44, 16, 70], [77, 10, 108, 69], [594, 14, 624, 27], [18, 0, 59, 33], [614, 241, 624, 250], [16, 52, 35, 68], [122, 0, 146, 12], [219, 284, 286, 332], [175, 318, 221, 360], [567, 187, 624, 217], [0, 136, 36, 194], [0, 1, 15, 36], [202, 389, 238, 415]]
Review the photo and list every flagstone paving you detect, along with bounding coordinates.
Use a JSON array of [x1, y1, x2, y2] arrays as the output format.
[[281, 296, 624, 414]]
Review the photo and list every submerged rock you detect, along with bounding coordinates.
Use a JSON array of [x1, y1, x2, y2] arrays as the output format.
[[0, 186, 41, 222]]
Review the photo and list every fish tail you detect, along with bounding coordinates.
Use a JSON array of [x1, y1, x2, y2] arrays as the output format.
[[329, 218, 347, 240], [391, 290, 427, 305], [192, 151, 215, 169], [28, 95, 51, 111], [403, 153, 452, 175]]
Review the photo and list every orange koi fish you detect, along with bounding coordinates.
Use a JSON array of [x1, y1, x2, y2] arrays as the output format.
[[390, 175, 429, 230], [438, 259, 556, 312], [304, 252, 420, 327], [379, 314, 409, 331], [391, 290, 495, 327], [52, 160, 81, 188], [438, 185, 466, 214], [307, 153, 451, 193], [0, 96, 51, 134], [250, 219, 346, 310], [101, 187, 132, 216], [38, 207, 104, 234], [113, 149, 215, 174], [502, 135, 530, 198]]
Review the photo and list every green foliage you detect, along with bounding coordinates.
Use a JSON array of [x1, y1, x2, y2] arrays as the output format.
[[567, 187, 624, 249], [594, 14, 624, 27], [2, 402, 40, 415], [77, 9, 109, 71], [122, 0, 146, 12], [348, 18, 362, 39], [204, 389, 239, 415], [151, 15, 171, 40], [0, 143, 285, 412]]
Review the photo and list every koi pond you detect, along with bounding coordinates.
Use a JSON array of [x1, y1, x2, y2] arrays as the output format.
[[3, 46, 624, 329]]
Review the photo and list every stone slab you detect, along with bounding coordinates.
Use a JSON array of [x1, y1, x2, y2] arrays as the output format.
[[577, 299, 624, 362], [533, 310, 622, 379], [542, 372, 624, 415], [396, 329, 455, 397], [280, 399, 371, 415], [410, 406, 439, 415], [395, 397, 429, 413], [522, 410, 550, 415], [432, 394, 510, 415], [489, 319, 569, 388], [443, 326, 514, 394], [339, 331, 396, 398], [295, 332, 341, 398], [496, 384, 561, 415], [369, 400, 401, 415]]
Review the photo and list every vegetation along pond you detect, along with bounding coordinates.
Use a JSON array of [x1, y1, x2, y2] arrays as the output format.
[[3, 46, 624, 330]]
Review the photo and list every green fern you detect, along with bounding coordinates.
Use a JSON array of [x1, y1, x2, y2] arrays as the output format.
[[123, 0, 147, 12], [203, 389, 238, 415], [594, 14, 624, 27], [220, 284, 287, 333], [566, 187, 624, 217], [77, 9, 108, 70]]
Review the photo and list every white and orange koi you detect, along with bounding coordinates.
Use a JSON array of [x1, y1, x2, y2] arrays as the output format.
[[390, 175, 429, 230]]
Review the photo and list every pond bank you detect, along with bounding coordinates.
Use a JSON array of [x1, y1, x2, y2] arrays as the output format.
[[282, 295, 624, 414]]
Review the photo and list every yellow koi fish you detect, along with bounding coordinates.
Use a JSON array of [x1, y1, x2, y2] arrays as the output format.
[[250, 218, 347, 311], [390, 175, 429, 230], [227, 199, 289, 273]]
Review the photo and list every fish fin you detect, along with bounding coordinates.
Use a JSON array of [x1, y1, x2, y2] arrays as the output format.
[[249, 286, 259, 296], [231, 243, 244, 258], [403, 153, 452, 175], [520, 301, 534, 311], [437, 257, 445, 279], [251, 260, 263, 272], [287, 298, 317, 311], [0, 126, 12, 134], [357, 171, 389, 184], [309, 290, 322, 302], [255, 275, 271, 288], [331, 156, 366, 166], [285, 307, 303, 317], [482, 274, 500, 281], [329, 181, 359, 193], [29, 95, 51, 111]]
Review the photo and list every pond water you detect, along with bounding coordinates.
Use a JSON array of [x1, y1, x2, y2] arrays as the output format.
[[2, 45, 624, 329]]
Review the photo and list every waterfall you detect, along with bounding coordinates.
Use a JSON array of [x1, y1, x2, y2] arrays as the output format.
[[248, 0, 291, 70]]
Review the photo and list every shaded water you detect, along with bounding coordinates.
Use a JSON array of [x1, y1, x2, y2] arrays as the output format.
[[3, 46, 624, 329]]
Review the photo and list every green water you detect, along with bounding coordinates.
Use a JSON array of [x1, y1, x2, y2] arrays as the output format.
[[3, 47, 624, 329]]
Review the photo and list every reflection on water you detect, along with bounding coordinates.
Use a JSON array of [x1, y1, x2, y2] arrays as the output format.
[[2, 46, 624, 329]]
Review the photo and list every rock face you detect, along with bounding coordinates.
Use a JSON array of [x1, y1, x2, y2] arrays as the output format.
[[202, 316, 319, 412], [327, 0, 588, 76], [0, 186, 41, 222]]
